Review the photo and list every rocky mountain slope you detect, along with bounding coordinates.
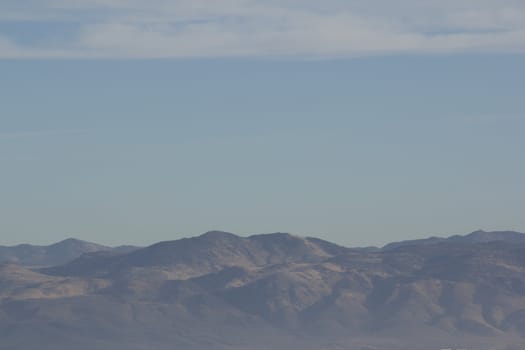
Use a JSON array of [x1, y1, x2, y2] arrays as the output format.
[[0, 238, 138, 267], [1, 230, 525, 350]]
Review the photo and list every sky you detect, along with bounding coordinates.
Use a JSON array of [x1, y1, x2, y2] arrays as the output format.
[[1, 1, 524, 247], [1, 0, 525, 58]]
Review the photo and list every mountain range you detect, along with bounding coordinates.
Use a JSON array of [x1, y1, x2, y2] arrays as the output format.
[[0, 238, 138, 267], [1, 230, 525, 350]]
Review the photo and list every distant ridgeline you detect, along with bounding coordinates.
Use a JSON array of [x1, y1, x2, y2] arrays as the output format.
[[1, 230, 525, 350]]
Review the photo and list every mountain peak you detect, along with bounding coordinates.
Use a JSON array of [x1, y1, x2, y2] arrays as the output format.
[[199, 231, 239, 239], [470, 229, 486, 234], [44, 231, 345, 278], [0, 238, 113, 267], [49, 238, 107, 251], [51, 238, 91, 246], [248, 232, 296, 240]]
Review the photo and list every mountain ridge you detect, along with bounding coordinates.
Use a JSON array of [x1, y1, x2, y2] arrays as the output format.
[[41, 231, 349, 278], [2, 230, 525, 350], [0, 238, 139, 267], [382, 229, 525, 250]]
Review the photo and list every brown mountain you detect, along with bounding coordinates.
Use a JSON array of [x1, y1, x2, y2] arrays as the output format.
[[2, 231, 525, 350], [0, 238, 138, 267], [42, 231, 346, 278], [382, 230, 525, 250]]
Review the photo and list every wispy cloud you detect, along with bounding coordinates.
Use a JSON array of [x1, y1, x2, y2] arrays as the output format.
[[1, 0, 525, 59]]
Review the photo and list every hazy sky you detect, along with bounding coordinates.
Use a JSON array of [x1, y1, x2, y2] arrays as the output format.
[[1, 1, 524, 247]]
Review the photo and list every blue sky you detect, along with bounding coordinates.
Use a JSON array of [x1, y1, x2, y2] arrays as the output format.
[[1, 1, 525, 247]]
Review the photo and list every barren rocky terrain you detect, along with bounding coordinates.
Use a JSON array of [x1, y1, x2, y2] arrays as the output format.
[[2, 230, 525, 350]]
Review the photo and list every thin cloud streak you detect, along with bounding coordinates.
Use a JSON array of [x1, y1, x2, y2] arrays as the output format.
[[1, 0, 525, 59]]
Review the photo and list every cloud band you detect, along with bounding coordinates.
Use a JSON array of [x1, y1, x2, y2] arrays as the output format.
[[1, 0, 525, 59]]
